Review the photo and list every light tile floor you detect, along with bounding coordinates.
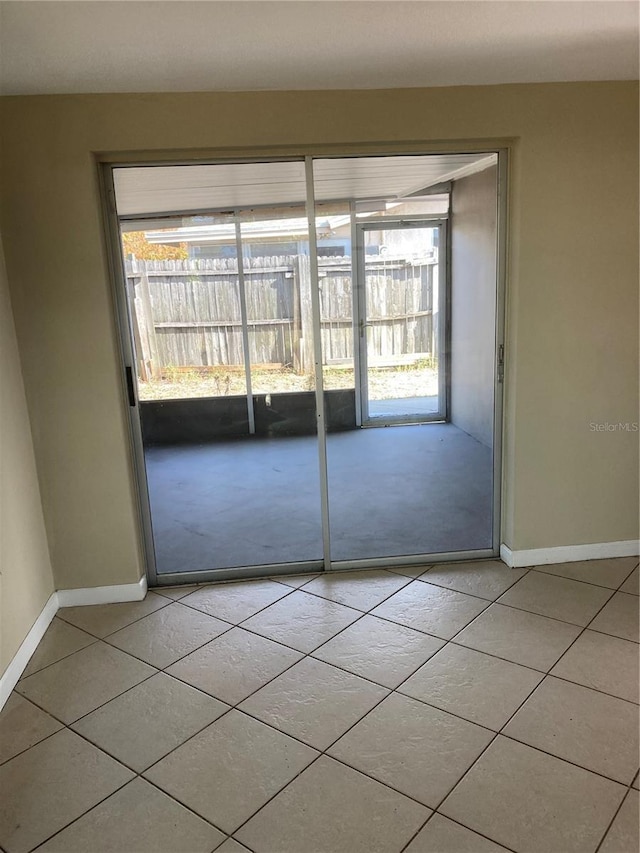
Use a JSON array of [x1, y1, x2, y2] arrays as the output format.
[[1, 557, 638, 853]]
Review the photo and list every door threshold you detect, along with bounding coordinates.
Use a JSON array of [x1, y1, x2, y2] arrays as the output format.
[[361, 417, 447, 428], [153, 560, 324, 587]]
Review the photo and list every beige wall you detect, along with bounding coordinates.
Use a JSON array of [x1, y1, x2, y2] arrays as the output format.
[[0, 82, 637, 590], [0, 233, 55, 674], [450, 165, 498, 448]]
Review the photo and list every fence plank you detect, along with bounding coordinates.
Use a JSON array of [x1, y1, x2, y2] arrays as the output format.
[[126, 255, 436, 374], [137, 269, 160, 378], [293, 254, 314, 374]]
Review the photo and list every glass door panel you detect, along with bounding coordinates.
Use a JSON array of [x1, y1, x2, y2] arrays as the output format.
[[238, 211, 324, 567], [123, 219, 260, 575], [115, 159, 326, 579], [315, 155, 499, 566]]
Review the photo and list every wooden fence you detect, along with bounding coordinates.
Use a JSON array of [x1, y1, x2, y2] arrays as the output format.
[[125, 255, 437, 381]]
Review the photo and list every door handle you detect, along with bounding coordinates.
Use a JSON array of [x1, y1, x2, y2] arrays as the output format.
[[125, 366, 137, 407], [359, 318, 372, 337]]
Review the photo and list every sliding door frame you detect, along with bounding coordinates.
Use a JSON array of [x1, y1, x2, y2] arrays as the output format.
[[100, 163, 161, 588], [305, 156, 332, 571], [99, 146, 508, 587]]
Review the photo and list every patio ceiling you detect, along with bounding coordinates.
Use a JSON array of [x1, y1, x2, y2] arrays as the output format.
[[113, 153, 497, 218]]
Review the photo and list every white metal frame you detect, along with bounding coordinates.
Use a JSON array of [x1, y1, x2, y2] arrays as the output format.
[[233, 218, 256, 435], [99, 147, 507, 587], [305, 157, 332, 571], [233, 218, 257, 435], [99, 165, 161, 586], [349, 200, 363, 427], [492, 150, 509, 554]]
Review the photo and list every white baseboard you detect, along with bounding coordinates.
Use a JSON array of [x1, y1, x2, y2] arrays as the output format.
[[500, 540, 640, 569], [1, 576, 148, 711], [56, 576, 147, 608], [0, 591, 58, 709]]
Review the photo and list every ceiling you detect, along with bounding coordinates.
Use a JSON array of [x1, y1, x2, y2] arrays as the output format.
[[113, 153, 496, 217], [0, 1, 637, 96]]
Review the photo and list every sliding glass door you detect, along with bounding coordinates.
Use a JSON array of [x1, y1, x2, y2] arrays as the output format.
[[115, 161, 325, 579], [108, 151, 503, 585]]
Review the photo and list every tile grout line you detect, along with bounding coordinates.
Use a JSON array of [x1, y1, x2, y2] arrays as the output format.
[[227, 751, 327, 842], [21, 636, 256, 848], [11, 570, 637, 776], [224, 650, 452, 844], [16, 632, 101, 682], [392, 593, 569, 850], [12, 577, 638, 766], [178, 579, 300, 613], [14, 583, 367, 780], [64, 666, 199, 729], [270, 573, 323, 589], [117, 580, 374, 680], [566, 573, 640, 853], [28, 764, 233, 853], [594, 785, 638, 853], [86, 586, 638, 707], [19, 599, 177, 682], [443, 649, 638, 705], [492, 589, 617, 627], [68, 686, 232, 772], [418, 565, 530, 599], [136, 772, 232, 840], [157, 554, 640, 597], [28, 775, 138, 852], [588, 626, 640, 646], [363, 572, 624, 638], [177, 568, 414, 623], [439, 571, 640, 701], [527, 562, 639, 591], [11, 668, 161, 740], [364, 602, 639, 706], [0, 725, 64, 771], [51, 595, 636, 823], [10, 678, 638, 848], [5, 562, 638, 852], [54, 591, 174, 640], [420, 562, 637, 613], [397, 807, 517, 853], [122, 576, 459, 842], [496, 730, 638, 787], [397, 582, 640, 851], [277, 571, 415, 610], [13, 583, 407, 849], [0, 577, 615, 853], [136, 577, 426, 776], [531, 571, 640, 698], [477, 578, 617, 626], [153, 575, 633, 844], [395, 574, 640, 851], [50, 564, 636, 696]]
